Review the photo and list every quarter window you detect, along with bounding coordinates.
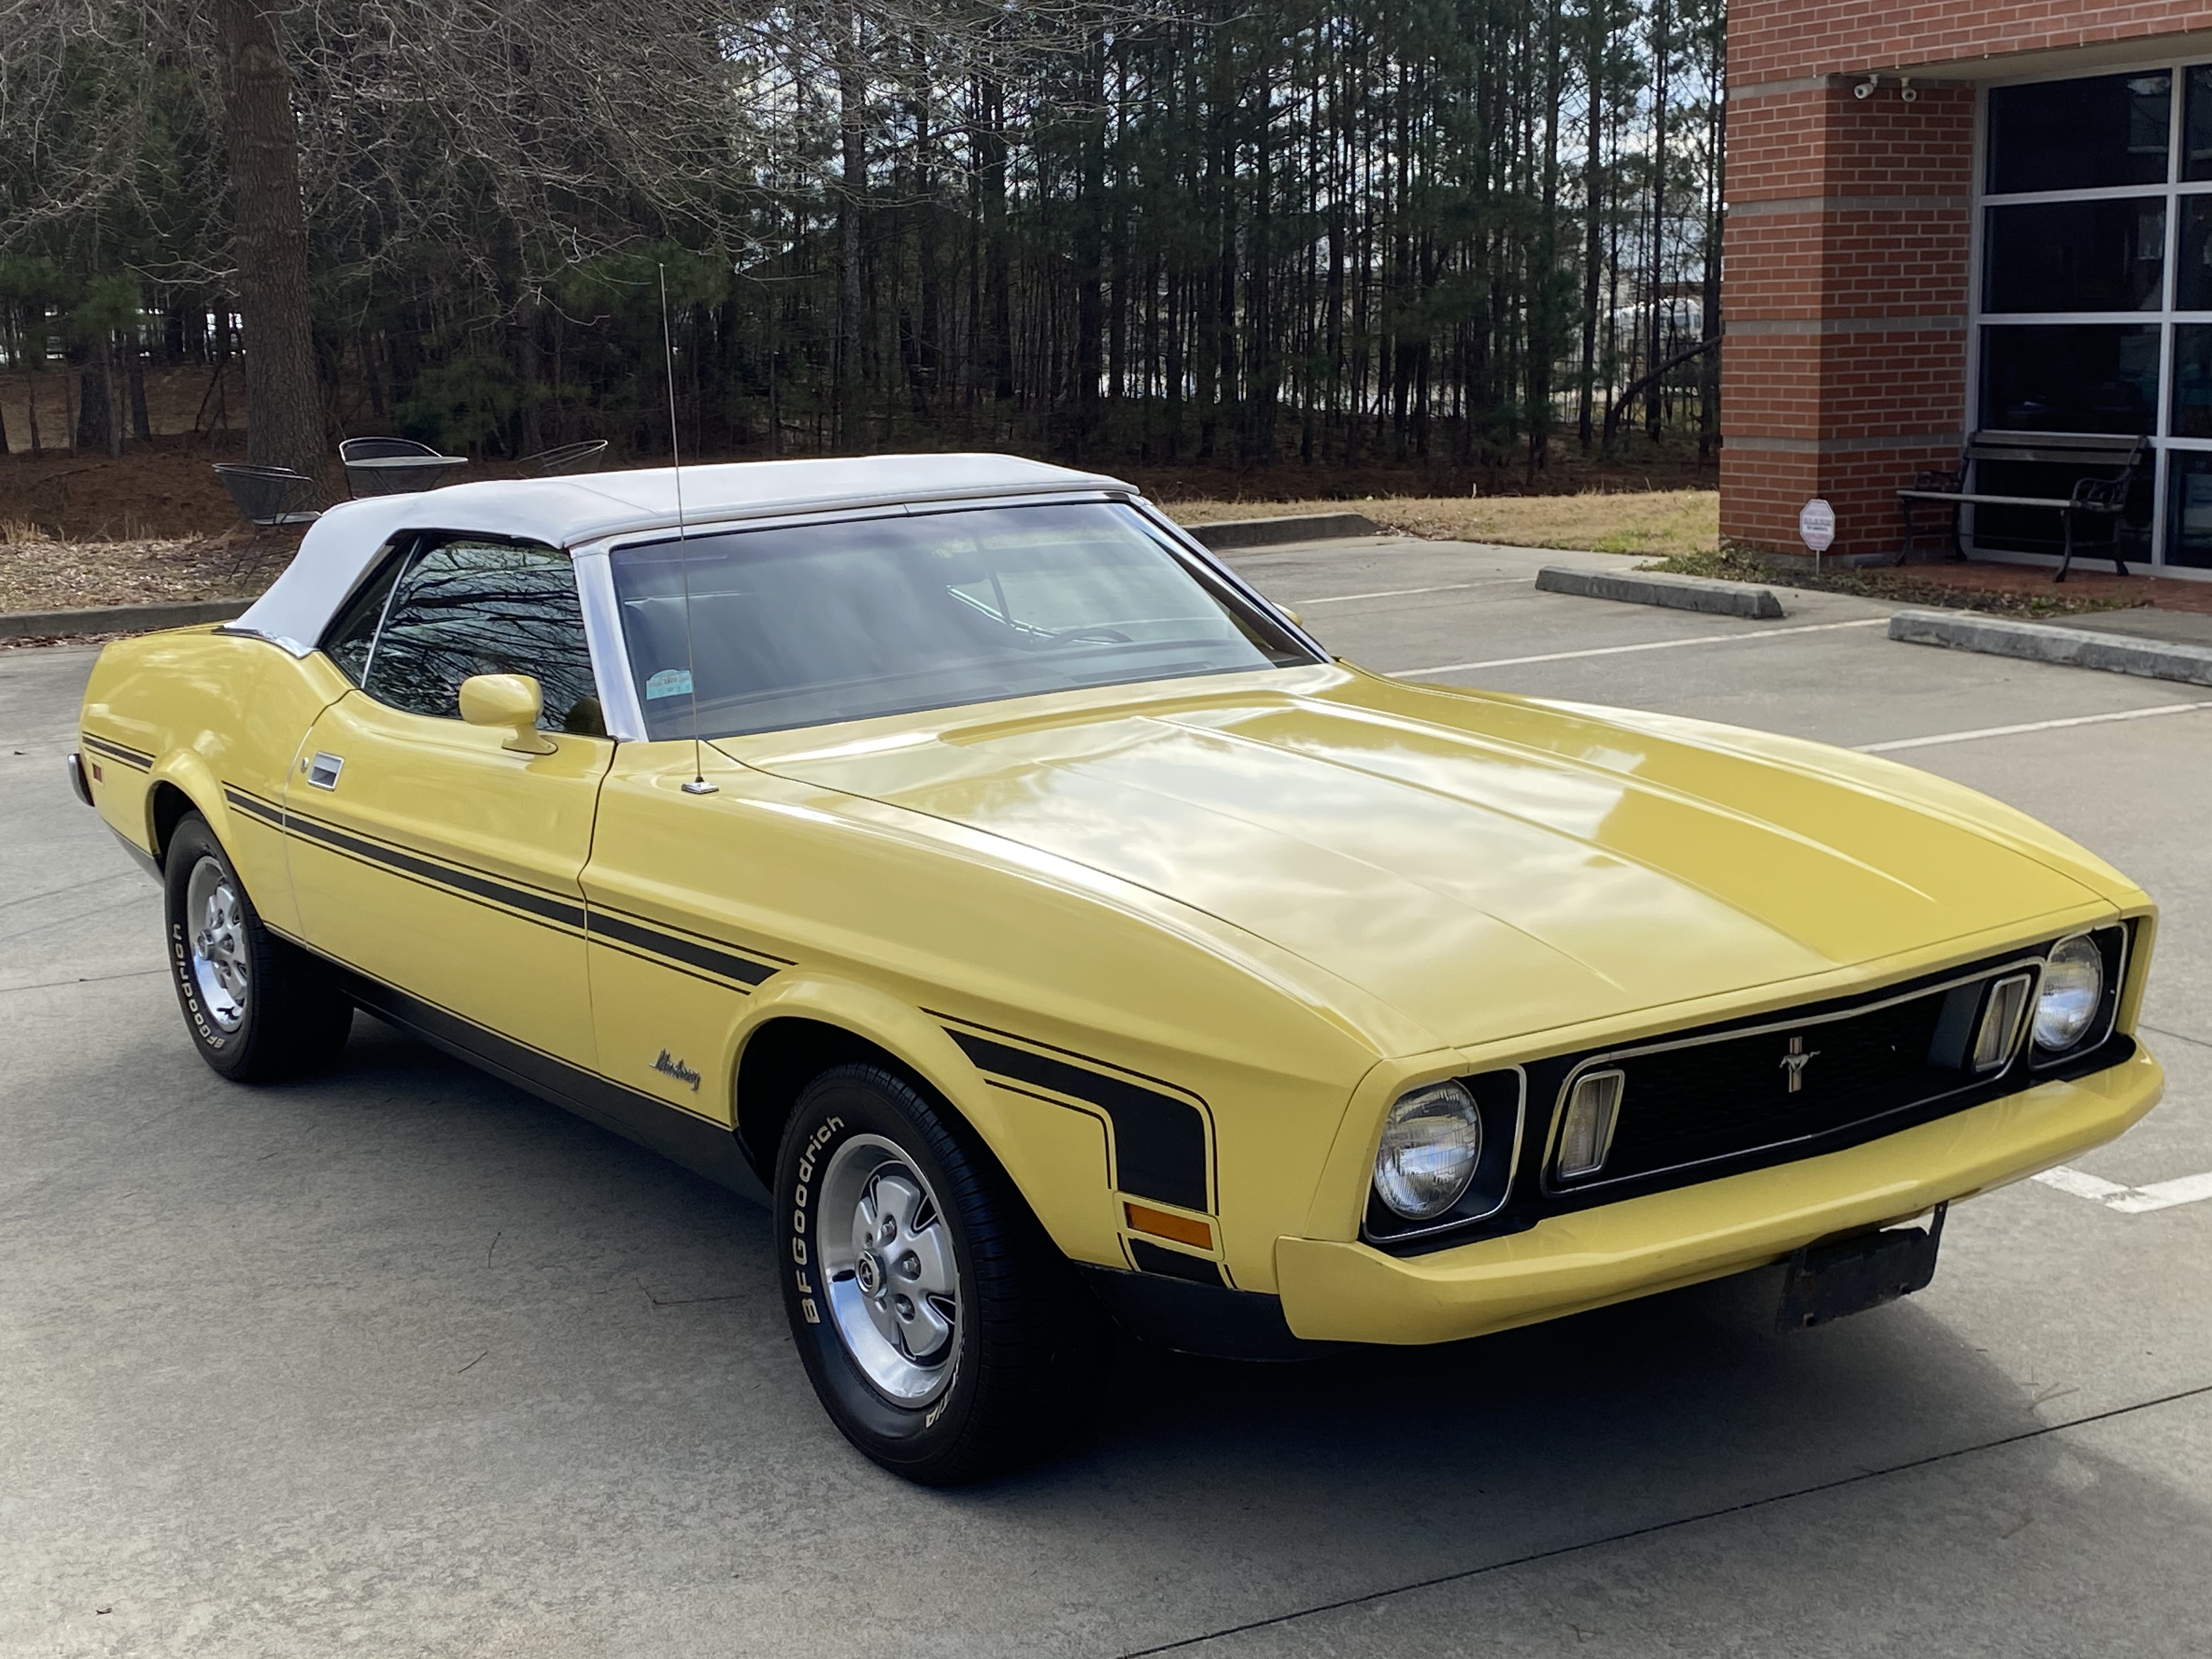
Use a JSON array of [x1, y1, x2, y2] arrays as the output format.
[[321, 540, 408, 685], [345, 537, 602, 732]]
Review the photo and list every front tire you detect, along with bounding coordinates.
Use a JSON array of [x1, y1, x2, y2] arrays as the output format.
[[163, 812, 352, 1081], [776, 1063, 1110, 1484]]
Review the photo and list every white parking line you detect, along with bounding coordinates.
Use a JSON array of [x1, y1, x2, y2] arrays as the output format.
[[1390, 617, 1888, 677], [2035, 1165, 2212, 1214], [1855, 700, 2212, 754], [1289, 578, 1531, 606]]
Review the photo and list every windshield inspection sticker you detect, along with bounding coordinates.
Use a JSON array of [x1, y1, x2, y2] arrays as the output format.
[[645, 668, 693, 699]]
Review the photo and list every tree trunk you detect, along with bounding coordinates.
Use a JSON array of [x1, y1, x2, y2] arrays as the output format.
[[1528, 0, 1564, 475], [76, 354, 109, 452], [215, 0, 329, 493], [1578, 0, 1605, 451], [1699, 8, 1725, 464], [836, 15, 867, 451], [1074, 40, 1107, 457], [128, 336, 152, 443], [1644, 0, 1669, 441], [978, 78, 1014, 405]]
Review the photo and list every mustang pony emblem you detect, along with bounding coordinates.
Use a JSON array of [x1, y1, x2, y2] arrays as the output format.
[[1780, 1034, 1820, 1093], [652, 1049, 702, 1091]]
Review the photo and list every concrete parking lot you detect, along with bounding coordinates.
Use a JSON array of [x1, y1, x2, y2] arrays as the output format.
[[3, 537, 2208, 1657]]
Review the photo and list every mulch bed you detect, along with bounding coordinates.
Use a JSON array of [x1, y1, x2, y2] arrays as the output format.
[[1869, 559, 2212, 617], [1657, 548, 2212, 618]]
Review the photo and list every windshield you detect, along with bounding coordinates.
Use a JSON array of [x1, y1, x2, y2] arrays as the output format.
[[609, 501, 1317, 739]]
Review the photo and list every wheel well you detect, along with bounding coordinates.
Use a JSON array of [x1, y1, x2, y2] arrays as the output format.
[[735, 1017, 910, 1177], [148, 782, 198, 870]]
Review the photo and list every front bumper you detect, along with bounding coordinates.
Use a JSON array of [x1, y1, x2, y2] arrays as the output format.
[[1274, 1043, 2162, 1345]]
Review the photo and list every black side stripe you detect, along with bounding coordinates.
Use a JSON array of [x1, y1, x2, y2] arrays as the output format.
[[229, 786, 781, 989], [946, 1029, 1210, 1213], [224, 787, 284, 826], [923, 1006, 1193, 1098], [1127, 1237, 1228, 1288], [280, 809, 588, 928], [586, 910, 777, 986], [82, 733, 153, 770]]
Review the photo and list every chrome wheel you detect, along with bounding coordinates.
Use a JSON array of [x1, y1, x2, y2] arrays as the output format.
[[819, 1134, 961, 1406], [185, 855, 249, 1033]]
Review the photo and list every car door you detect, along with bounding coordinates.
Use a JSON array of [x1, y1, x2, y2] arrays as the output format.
[[285, 533, 613, 1071]]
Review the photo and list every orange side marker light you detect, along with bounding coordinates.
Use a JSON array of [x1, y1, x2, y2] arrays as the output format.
[[1124, 1201, 1212, 1251]]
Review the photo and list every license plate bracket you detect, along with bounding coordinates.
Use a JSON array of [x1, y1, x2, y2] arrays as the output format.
[[1777, 1204, 1946, 1333]]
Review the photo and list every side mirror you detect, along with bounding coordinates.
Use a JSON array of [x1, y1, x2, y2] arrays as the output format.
[[459, 674, 557, 755]]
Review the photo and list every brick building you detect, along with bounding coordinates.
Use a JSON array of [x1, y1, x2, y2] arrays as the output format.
[[1721, 3, 2212, 578]]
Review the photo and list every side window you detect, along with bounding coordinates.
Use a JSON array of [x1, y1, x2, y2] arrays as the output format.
[[321, 538, 411, 686], [359, 537, 602, 733]]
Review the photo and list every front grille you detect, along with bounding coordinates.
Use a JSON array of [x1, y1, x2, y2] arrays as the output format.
[[1365, 928, 2139, 1259], [1585, 990, 1962, 1187]]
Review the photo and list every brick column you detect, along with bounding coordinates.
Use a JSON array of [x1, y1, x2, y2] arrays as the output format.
[[1720, 82, 1976, 560]]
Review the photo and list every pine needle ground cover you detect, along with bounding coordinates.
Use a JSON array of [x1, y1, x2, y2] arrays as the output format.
[[0, 520, 292, 614]]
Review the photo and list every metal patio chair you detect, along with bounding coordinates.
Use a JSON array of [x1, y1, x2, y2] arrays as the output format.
[[340, 436, 468, 498], [523, 440, 610, 476], [212, 464, 320, 527]]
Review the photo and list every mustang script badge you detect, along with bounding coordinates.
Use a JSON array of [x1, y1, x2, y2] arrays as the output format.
[[1780, 1034, 1820, 1093], [653, 1049, 702, 1091]]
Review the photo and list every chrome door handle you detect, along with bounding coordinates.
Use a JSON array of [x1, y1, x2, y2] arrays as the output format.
[[305, 753, 345, 790]]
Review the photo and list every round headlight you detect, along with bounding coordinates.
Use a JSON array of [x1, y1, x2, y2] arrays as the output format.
[[1373, 1082, 1483, 1221], [2034, 934, 2104, 1052]]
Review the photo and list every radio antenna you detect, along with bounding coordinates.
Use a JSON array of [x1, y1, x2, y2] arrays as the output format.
[[661, 262, 716, 796]]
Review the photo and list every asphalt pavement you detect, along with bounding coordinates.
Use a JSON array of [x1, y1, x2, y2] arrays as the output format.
[[3, 538, 2207, 1657]]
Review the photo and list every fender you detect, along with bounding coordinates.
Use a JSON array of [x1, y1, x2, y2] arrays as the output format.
[[1298, 1049, 1467, 1243], [733, 973, 1124, 1266], [141, 744, 313, 936], [144, 748, 236, 865]]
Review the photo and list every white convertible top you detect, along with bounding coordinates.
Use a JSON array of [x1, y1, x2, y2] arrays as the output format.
[[232, 452, 1133, 653]]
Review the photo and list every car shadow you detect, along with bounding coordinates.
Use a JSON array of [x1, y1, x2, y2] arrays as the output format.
[[150, 1014, 2212, 1655]]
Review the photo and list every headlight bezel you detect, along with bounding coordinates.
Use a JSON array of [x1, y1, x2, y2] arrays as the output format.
[[1362, 1069, 1527, 1244], [2029, 925, 2129, 1065]]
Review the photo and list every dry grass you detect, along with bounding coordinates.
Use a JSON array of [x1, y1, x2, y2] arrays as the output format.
[[1166, 489, 1720, 558], [0, 518, 295, 613]]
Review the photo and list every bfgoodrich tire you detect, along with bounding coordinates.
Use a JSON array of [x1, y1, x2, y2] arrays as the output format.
[[163, 812, 353, 1081], [775, 1063, 1111, 1484]]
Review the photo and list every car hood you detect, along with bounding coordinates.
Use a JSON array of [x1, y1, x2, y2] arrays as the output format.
[[738, 670, 2108, 1046]]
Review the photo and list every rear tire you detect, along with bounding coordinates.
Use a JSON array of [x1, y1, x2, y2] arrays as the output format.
[[775, 1063, 1111, 1485], [163, 812, 352, 1081]]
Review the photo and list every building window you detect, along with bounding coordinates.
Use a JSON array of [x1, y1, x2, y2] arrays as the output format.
[[1987, 72, 2170, 195], [1970, 62, 2212, 571]]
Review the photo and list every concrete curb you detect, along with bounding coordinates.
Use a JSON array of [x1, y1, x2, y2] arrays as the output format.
[[1887, 608, 2212, 687], [1186, 512, 1383, 551], [0, 598, 253, 642], [1535, 564, 1785, 619]]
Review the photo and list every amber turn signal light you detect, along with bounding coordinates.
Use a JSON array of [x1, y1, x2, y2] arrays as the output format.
[[1124, 1202, 1212, 1250]]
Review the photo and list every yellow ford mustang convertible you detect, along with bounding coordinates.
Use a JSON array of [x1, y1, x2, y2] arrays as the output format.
[[74, 455, 2162, 1482]]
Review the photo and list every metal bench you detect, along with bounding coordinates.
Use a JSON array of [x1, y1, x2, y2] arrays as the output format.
[[1897, 430, 2144, 583]]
